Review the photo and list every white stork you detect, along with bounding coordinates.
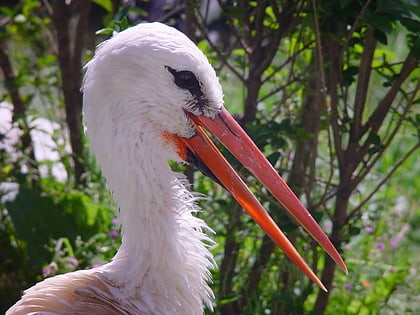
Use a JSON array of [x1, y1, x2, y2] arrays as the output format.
[[7, 22, 346, 315]]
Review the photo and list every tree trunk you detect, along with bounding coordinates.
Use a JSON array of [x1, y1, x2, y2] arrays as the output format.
[[314, 189, 349, 313], [52, 0, 90, 186]]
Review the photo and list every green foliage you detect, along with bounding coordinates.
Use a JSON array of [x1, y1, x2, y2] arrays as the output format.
[[6, 183, 113, 268]]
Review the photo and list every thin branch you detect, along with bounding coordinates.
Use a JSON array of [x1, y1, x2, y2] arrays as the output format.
[[339, 0, 373, 68], [73, 0, 90, 69], [304, 0, 326, 207], [253, 2, 296, 77], [342, 54, 418, 180], [316, 125, 339, 220], [261, 39, 313, 85], [195, 11, 246, 83], [352, 81, 419, 187], [346, 142, 420, 223], [326, 42, 344, 168], [156, 4, 185, 24], [258, 77, 301, 104], [361, 54, 418, 136], [41, 0, 54, 16], [250, 1, 266, 54], [352, 27, 376, 141], [311, 0, 327, 100], [0, 43, 39, 177]]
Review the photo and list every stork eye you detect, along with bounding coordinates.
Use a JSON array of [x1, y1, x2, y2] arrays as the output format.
[[175, 71, 195, 89], [166, 66, 204, 98]]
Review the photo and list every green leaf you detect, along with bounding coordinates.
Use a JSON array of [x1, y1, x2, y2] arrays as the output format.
[[95, 27, 115, 36], [0, 6, 16, 17], [399, 17, 420, 33], [343, 65, 359, 86], [407, 33, 420, 59], [115, 5, 131, 23], [374, 28, 388, 45], [267, 152, 281, 166], [368, 133, 381, 146], [91, 0, 113, 13]]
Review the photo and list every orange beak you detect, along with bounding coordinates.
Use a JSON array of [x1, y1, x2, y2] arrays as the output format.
[[169, 107, 347, 291]]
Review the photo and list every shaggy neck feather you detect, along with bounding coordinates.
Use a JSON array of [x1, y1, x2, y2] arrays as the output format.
[[94, 126, 214, 313]]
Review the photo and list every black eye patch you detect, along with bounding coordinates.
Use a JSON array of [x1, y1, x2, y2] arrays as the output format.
[[166, 66, 204, 98]]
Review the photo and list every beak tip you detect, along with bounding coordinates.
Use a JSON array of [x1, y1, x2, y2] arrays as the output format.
[[334, 254, 348, 275], [312, 274, 328, 292]]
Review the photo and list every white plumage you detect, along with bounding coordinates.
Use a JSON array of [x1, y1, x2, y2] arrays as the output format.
[[7, 22, 346, 315]]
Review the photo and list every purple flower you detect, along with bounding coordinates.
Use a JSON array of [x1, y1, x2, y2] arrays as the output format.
[[112, 217, 120, 226], [344, 282, 353, 291], [67, 257, 79, 267], [42, 262, 57, 278], [109, 229, 119, 239], [375, 241, 386, 251], [389, 224, 409, 250], [363, 226, 374, 233], [42, 267, 53, 278]]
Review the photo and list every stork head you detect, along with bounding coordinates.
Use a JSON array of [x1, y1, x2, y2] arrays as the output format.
[[83, 22, 223, 141], [83, 22, 346, 291]]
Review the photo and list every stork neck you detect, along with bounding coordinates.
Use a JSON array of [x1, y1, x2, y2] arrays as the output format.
[[111, 154, 178, 272], [96, 131, 214, 312]]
